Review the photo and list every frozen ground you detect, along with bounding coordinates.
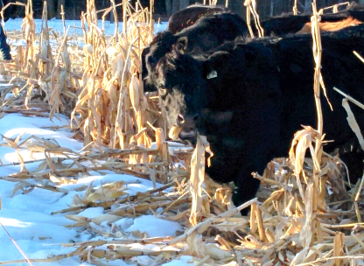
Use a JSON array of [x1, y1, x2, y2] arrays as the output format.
[[4, 17, 168, 35], [0, 19, 192, 266]]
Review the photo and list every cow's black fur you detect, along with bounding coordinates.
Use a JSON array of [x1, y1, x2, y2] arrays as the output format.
[[167, 4, 229, 34], [0, 0, 21, 21], [142, 5, 237, 92], [142, 11, 249, 92], [260, 2, 364, 36], [0, 23, 10, 60], [0, 0, 13, 60], [154, 25, 364, 213]]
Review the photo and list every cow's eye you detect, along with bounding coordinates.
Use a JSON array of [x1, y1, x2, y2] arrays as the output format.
[[159, 88, 168, 96]]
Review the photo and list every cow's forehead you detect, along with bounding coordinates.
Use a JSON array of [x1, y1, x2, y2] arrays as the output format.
[[150, 31, 173, 45]]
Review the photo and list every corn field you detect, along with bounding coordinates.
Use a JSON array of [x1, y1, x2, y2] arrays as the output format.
[[0, 0, 364, 265]]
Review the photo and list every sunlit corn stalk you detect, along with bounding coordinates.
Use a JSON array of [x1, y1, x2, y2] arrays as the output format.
[[22, 0, 53, 108], [312, 0, 324, 206], [5, 0, 63, 112], [334, 232, 344, 266], [244, 0, 264, 38], [300, 0, 325, 248], [71, 0, 157, 157], [293, 0, 298, 15], [286, 0, 329, 251], [49, 27, 75, 118], [21, 0, 36, 72], [38, 2, 53, 77], [189, 135, 207, 226], [319, 2, 350, 14], [149, 0, 154, 33], [244, 0, 255, 38], [188, 135, 214, 226], [36, 2, 53, 111], [10, 1, 77, 118], [332, 4, 339, 13], [114, 1, 156, 155], [72, 0, 112, 146]]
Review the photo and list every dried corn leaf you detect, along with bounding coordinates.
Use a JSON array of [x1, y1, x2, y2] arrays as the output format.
[[189, 135, 208, 226], [342, 99, 364, 151]]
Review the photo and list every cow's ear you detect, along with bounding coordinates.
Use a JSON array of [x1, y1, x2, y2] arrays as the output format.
[[176, 37, 188, 54]]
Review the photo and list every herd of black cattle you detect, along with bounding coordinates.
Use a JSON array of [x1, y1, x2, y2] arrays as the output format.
[[142, 2, 364, 213]]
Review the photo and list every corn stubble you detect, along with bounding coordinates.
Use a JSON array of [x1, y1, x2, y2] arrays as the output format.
[[1, 0, 364, 265]]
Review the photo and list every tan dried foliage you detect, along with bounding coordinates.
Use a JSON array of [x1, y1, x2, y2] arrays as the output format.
[[1, 0, 364, 266]]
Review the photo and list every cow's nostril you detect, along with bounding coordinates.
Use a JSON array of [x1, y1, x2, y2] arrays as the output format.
[[178, 114, 185, 124], [193, 114, 199, 121]]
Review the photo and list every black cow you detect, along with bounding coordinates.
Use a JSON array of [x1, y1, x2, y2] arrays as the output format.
[[260, 1, 364, 36], [167, 4, 229, 34], [0, 24, 10, 60], [154, 25, 364, 213], [0, 0, 22, 21], [142, 4, 234, 91], [0, 1, 11, 60], [142, 11, 249, 92]]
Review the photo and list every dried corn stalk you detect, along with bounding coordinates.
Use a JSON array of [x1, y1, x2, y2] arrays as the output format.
[[71, 0, 157, 156], [2, 1, 364, 266], [244, 0, 264, 38], [189, 135, 208, 226]]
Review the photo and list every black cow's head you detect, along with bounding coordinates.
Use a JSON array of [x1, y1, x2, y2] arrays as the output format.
[[154, 50, 209, 140], [154, 40, 282, 142], [144, 32, 191, 91]]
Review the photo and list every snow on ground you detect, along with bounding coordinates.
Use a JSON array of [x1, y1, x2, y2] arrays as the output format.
[[4, 17, 168, 35], [0, 19, 192, 266], [0, 113, 191, 265]]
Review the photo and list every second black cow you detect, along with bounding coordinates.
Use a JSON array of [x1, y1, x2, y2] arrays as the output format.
[[167, 4, 229, 34], [260, 1, 364, 36], [152, 25, 364, 213], [142, 10, 249, 92]]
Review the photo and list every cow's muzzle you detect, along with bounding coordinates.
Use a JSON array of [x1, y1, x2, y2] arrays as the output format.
[[177, 114, 198, 140], [168, 114, 199, 140]]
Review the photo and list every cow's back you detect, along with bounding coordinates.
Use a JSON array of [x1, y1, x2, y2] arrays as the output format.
[[167, 4, 229, 34], [174, 12, 249, 55], [261, 2, 364, 36]]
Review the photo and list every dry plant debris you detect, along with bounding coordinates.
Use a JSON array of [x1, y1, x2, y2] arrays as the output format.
[[0, 0, 364, 265]]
